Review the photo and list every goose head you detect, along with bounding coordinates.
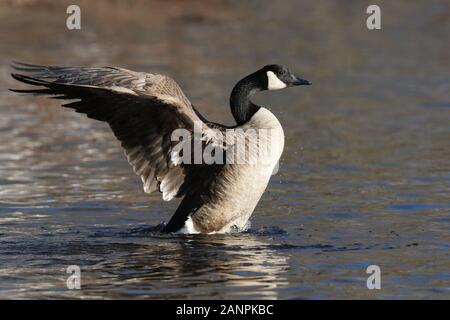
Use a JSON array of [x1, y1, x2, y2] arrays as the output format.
[[230, 64, 311, 125], [261, 64, 311, 90]]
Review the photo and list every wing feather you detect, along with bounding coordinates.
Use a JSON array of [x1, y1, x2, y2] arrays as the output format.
[[10, 62, 215, 201]]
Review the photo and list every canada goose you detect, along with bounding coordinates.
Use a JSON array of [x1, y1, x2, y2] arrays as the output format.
[[10, 62, 311, 234]]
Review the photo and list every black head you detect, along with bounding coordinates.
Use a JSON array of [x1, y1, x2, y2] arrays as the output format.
[[260, 64, 311, 90], [230, 64, 311, 124]]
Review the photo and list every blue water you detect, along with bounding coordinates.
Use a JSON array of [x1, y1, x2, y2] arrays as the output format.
[[0, 0, 449, 299]]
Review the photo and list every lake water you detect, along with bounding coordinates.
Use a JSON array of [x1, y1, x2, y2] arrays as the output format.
[[0, 0, 449, 299]]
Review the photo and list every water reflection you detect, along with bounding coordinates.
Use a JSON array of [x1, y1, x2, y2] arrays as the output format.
[[0, 0, 449, 299], [88, 232, 290, 299]]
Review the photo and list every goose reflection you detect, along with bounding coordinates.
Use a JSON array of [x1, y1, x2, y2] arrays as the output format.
[[92, 231, 290, 299], [176, 234, 290, 299]]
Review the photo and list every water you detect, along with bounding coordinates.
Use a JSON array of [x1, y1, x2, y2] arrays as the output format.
[[0, 0, 449, 299]]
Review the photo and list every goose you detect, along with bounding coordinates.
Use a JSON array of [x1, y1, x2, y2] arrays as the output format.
[[10, 62, 311, 234]]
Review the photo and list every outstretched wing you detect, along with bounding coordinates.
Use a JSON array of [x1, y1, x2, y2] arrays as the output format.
[[10, 62, 216, 201]]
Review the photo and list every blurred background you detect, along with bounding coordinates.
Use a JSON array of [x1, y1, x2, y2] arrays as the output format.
[[0, 0, 449, 299]]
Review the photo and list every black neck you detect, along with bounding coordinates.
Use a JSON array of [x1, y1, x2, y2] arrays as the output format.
[[229, 73, 262, 125]]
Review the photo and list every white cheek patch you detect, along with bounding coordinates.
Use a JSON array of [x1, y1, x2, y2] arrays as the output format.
[[266, 71, 287, 90]]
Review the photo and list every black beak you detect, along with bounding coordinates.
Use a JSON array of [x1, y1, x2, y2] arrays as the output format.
[[291, 74, 312, 86]]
